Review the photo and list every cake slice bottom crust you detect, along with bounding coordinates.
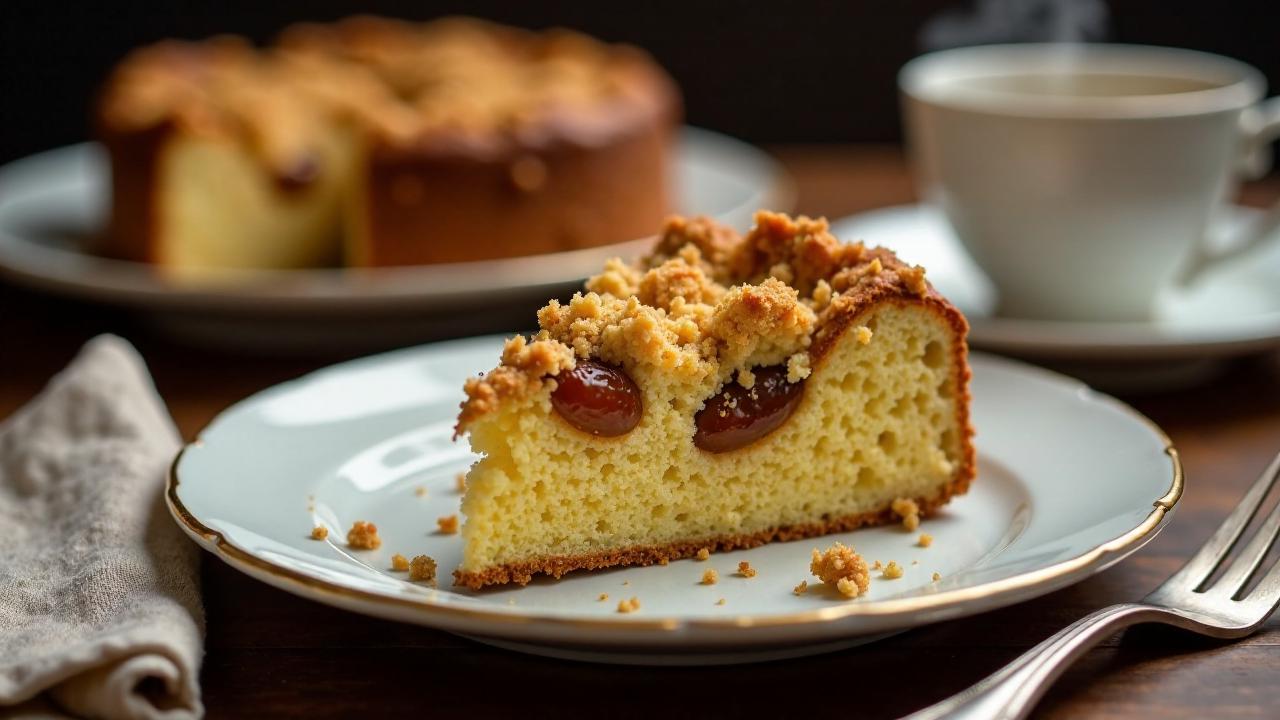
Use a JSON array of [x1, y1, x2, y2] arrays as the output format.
[[453, 489, 959, 589]]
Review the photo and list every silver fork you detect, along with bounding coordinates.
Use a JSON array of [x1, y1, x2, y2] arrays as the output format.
[[907, 451, 1280, 720]]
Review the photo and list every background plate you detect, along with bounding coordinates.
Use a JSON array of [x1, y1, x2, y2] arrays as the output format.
[[0, 127, 793, 349]]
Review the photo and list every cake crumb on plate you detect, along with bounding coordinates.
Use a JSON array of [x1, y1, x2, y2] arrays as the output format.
[[598, 593, 609, 601], [436, 515, 459, 534], [310, 526, 328, 541], [892, 498, 921, 531], [793, 580, 808, 595], [346, 520, 381, 549], [696, 547, 710, 561], [455, 473, 467, 493], [810, 542, 870, 598], [414, 486, 427, 497], [716, 598, 726, 606], [410, 555, 437, 582], [918, 533, 933, 548], [737, 561, 757, 578], [617, 597, 640, 613], [701, 568, 719, 585], [932, 572, 942, 582], [391, 553, 410, 571], [883, 561, 904, 579]]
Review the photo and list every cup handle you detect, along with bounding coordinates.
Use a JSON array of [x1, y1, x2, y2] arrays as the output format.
[[1181, 96, 1280, 283]]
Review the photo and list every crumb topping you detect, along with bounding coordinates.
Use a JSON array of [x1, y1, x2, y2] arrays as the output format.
[[310, 526, 329, 540], [810, 542, 870, 598], [617, 597, 640, 613], [737, 561, 757, 578], [391, 553, 410, 571], [437, 515, 460, 534], [457, 211, 942, 434], [346, 520, 381, 549], [892, 497, 921, 532], [410, 554, 438, 582]]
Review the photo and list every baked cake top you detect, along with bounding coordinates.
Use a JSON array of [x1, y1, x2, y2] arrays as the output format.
[[99, 16, 677, 161], [456, 210, 949, 434]]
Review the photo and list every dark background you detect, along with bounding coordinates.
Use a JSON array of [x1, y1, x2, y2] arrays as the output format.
[[2, 0, 1279, 165]]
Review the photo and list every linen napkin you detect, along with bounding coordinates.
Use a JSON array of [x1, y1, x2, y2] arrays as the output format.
[[0, 336, 204, 719]]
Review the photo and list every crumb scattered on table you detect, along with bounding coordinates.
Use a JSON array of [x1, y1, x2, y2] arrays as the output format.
[[391, 553, 410, 571], [346, 520, 381, 549], [918, 533, 933, 548], [436, 515, 459, 534], [310, 526, 329, 541], [793, 580, 809, 595], [737, 561, 757, 578], [882, 561, 904, 579], [696, 547, 710, 561], [892, 498, 921, 531], [810, 542, 870, 599], [410, 554, 437, 582], [617, 597, 640, 614], [701, 568, 719, 585]]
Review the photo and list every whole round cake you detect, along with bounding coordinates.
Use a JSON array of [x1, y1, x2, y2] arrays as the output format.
[[96, 16, 681, 278]]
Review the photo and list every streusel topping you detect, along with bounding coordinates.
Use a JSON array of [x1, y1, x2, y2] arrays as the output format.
[[457, 211, 933, 434]]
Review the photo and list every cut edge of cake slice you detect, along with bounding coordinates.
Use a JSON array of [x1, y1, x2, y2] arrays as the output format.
[[452, 210, 975, 589]]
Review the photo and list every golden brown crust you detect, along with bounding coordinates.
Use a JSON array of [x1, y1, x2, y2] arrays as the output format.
[[453, 489, 960, 589]]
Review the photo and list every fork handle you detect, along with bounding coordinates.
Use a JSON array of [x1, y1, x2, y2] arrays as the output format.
[[903, 603, 1163, 720]]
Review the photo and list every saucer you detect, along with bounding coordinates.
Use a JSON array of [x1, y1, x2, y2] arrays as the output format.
[[831, 204, 1280, 363]]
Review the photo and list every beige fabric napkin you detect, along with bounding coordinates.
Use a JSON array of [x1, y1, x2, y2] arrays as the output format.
[[0, 336, 204, 719]]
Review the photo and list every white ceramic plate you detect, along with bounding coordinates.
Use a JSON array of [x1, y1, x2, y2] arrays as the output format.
[[0, 128, 792, 349], [168, 334, 1182, 665], [831, 204, 1280, 362]]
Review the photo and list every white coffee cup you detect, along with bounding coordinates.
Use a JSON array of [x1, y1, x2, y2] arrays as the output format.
[[900, 43, 1280, 322]]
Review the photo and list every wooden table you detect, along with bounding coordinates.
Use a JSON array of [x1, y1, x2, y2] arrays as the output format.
[[3, 146, 1279, 718]]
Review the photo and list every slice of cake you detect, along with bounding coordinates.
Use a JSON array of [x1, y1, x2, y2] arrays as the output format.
[[453, 211, 975, 589]]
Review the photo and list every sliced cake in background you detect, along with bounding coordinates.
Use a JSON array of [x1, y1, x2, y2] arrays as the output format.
[[95, 17, 680, 278], [453, 211, 976, 589]]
